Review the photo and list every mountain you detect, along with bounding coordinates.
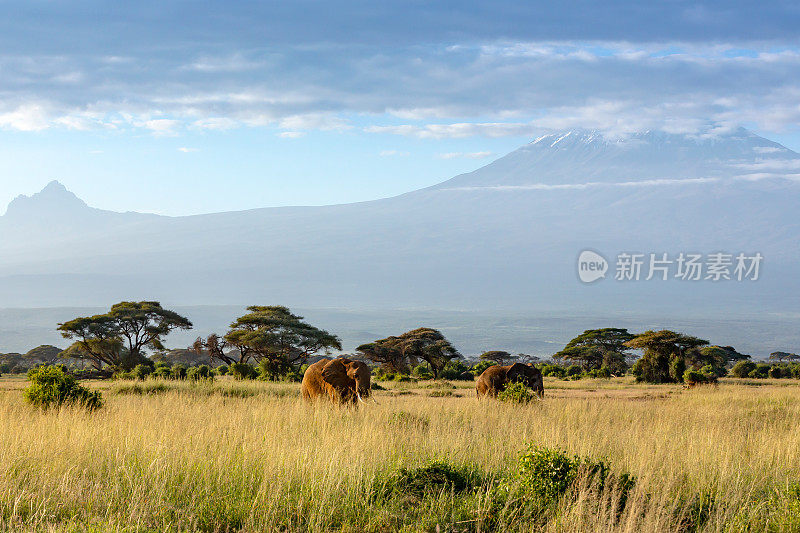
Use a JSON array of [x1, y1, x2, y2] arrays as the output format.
[[0, 128, 798, 336]]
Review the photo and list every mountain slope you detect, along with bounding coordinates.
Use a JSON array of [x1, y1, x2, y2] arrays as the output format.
[[0, 129, 798, 318]]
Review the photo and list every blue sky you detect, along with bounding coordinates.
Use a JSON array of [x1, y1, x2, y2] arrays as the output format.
[[1, 1, 800, 215]]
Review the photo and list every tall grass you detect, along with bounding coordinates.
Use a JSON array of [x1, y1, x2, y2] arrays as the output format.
[[0, 378, 798, 531]]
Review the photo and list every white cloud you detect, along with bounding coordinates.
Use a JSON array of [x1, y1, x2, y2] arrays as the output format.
[[379, 150, 409, 157], [438, 151, 494, 159], [192, 117, 237, 130], [143, 119, 180, 136], [366, 122, 537, 139], [0, 104, 50, 131], [753, 146, 786, 154], [279, 131, 306, 138], [177, 147, 198, 153]]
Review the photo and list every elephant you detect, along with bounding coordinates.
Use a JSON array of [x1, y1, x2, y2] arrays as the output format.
[[301, 357, 372, 404], [476, 363, 544, 398]]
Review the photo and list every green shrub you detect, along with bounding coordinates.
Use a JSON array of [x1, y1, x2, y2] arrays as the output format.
[[769, 366, 784, 379], [512, 445, 635, 505], [585, 365, 611, 379], [792, 364, 800, 379], [498, 381, 535, 404], [748, 363, 770, 379], [566, 364, 583, 378], [228, 362, 256, 380], [411, 363, 433, 379], [216, 364, 229, 376], [152, 364, 173, 379], [730, 360, 756, 378], [683, 369, 717, 386], [470, 360, 496, 376], [440, 360, 472, 380], [670, 357, 687, 382], [171, 363, 187, 380], [539, 364, 567, 378], [131, 363, 153, 380], [24, 365, 102, 411], [187, 364, 214, 381], [378, 461, 483, 500]]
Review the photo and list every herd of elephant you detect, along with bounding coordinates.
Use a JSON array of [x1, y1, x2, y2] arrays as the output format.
[[300, 357, 545, 404]]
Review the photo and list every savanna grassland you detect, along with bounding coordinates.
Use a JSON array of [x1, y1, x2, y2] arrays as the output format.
[[1, 376, 799, 532]]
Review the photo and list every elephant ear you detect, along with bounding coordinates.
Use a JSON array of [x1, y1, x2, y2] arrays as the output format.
[[506, 363, 529, 383], [322, 358, 352, 389]]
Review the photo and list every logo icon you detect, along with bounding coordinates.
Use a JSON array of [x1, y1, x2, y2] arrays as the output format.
[[577, 250, 608, 283]]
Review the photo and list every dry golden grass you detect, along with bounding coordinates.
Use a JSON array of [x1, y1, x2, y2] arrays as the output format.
[[0, 376, 799, 532]]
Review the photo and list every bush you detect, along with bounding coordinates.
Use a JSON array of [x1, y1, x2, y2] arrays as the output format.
[[216, 364, 229, 376], [769, 366, 784, 379], [683, 369, 716, 386], [566, 364, 583, 378], [411, 363, 433, 379], [539, 364, 567, 378], [498, 381, 536, 404], [152, 362, 173, 379], [440, 360, 472, 380], [512, 445, 635, 505], [378, 461, 483, 500], [470, 360, 496, 376], [730, 360, 756, 378], [748, 363, 770, 379], [171, 363, 187, 380], [585, 365, 611, 379], [131, 363, 153, 380], [670, 357, 687, 382], [24, 365, 102, 411], [792, 364, 800, 379], [187, 364, 214, 381], [228, 362, 257, 380]]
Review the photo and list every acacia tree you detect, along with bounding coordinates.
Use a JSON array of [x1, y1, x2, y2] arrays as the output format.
[[554, 328, 634, 373], [58, 301, 192, 371], [625, 330, 709, 383], [358, 328, 460, 379], [223, 306, 341, 377], [192, 333, 244, 365], [479, 351, 515, 365], [769, 351, 800, 363]]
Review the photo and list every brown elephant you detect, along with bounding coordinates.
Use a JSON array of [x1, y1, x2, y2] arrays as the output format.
[[301, 357, 372, 404], [476, 362, 544, 398]]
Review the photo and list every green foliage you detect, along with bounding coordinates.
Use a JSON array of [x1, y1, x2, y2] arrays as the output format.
[[171, 363, 187, 380], [539, 363, 567, 378], [470, 360, 496, 376], [498, 381, 536, 403], [554, 328, 634, 373], [748, 363, 771, 379], [152, 361, 173, 379], [225, 306, 341, 375], [58, 301, 192, 371], [187, 364, 214, 381], [479, 350, 515, 365], [626, 330, 709, 384], [585, 365, 611, 379], [255, 359, 302, 382], [411, 363, 433, 379], [131, 363, 153, 380], [378, 461, 483, 500], [683, 369, 717, 386], [769, 366, 784, 379], [511, 445, 635, 506], [730, 360, 757, 378], [216, 364, 229, 375], [439, 359, 472, 380], [358, 327, 460, 379], [566, 364, 583, 377], [24, 365, 102, 411], [228, 362, 257, 380]]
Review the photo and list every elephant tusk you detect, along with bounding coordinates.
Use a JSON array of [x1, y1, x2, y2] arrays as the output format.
[[357, 391, 366, 404]]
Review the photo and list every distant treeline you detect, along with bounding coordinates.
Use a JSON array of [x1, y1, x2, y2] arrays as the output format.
[[1, 301, 798, 385]]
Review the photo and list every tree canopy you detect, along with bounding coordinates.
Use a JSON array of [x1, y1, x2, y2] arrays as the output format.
[[769, 351, 800, 362], [58, 301, 192, 371], [554, 328, 634, 373], [626, 330, 709, 383], [223, 306, 341, 376], [479, 350, 515, 365], [357, 327, 460, 379]]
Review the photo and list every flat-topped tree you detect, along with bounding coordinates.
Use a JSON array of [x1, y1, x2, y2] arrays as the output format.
[[769, 351, 800, 362], [224, 306, 341, 377], [358, 328, 460, 379], [555, 328, 634, 373], [479, 351, 515, 365], [58, 301, 192, 371], [626, 330, 709, 383]]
